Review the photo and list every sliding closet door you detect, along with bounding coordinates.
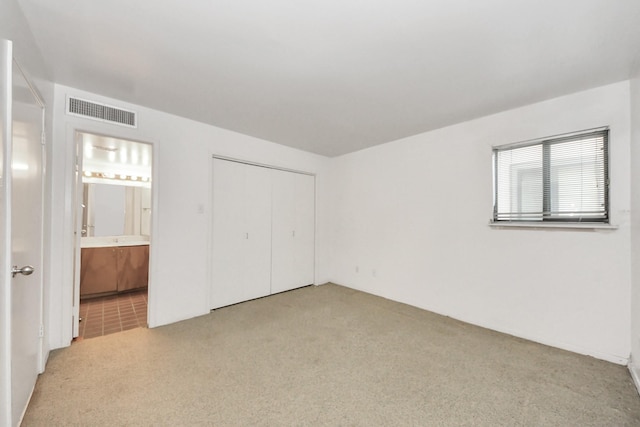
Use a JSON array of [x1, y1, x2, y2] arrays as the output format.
[[211, 159, 271, 308], [271, 169, 315, 294]]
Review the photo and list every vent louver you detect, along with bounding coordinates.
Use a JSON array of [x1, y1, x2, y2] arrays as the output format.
[[67, 97, 137, 128]]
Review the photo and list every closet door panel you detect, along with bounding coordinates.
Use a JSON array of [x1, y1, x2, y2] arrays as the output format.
[[211, 159, 251, 308], [212, 158, 314, 308], [271, 170, 315, 294], [293, 173, 315, 287], [270, 169, 296, 294], [241, 164, 272, 302]]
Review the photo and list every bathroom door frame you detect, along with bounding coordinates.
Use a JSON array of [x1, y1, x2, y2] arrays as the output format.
[[71, 129, 156, 338]]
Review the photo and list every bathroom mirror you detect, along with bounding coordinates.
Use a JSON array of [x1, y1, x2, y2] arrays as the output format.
[[82, 183, 151, 237]]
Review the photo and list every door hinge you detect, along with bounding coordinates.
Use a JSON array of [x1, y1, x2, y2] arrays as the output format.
[[39, 324, 44, 338], [41, 131, 46, 146]]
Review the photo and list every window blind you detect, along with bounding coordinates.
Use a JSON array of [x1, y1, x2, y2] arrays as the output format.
[[493, 129, 608, 223]]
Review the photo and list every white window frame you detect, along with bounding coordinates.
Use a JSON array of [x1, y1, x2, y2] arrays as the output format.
[[491, 127, 611, 228]]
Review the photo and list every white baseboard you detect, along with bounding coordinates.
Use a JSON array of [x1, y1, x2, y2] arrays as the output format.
[[335, 281, 629, 365], [629, 360, 640, 397]]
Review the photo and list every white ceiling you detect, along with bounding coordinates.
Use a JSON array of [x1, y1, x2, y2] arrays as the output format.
[[17, 0, 640, 157]]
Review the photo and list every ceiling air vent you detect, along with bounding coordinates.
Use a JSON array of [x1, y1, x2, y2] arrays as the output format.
[[67, 96, 137, 128]]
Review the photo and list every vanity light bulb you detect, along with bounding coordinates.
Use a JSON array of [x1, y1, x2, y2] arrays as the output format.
[[120, 174, 127, 179], [84, 171, 92, 177], [131, 176, 138, 181]]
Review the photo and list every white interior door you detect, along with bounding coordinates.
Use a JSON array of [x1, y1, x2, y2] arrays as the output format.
[[72, 132, 82, 338], [0, 40, 45, 427], [271, 170, 315, 294], [211, 159, 271, 308]]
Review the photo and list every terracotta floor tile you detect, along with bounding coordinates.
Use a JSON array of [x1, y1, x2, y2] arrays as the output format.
[[77, 290, 147, 340], [83, 332, 102, 339], [83, 324, 102, 331], [83, 334, 101, 340]]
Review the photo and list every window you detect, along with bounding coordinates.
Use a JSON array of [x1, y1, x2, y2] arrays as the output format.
[[493, 128, 609, 223]]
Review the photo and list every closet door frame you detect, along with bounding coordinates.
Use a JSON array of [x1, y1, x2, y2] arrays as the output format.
[[209, 155, 316, 310]]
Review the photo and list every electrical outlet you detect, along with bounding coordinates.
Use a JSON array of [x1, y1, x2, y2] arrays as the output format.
[[355, 266, 359, 273], [372, 269, 377, 277]]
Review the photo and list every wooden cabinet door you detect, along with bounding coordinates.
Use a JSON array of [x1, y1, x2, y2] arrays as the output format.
[[80, 247, 118, 296], [271, 170, 315, 294], [117, 245, 149, 292]]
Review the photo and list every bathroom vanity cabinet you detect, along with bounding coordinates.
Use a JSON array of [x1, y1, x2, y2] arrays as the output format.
[[80, 242, 149, 297]]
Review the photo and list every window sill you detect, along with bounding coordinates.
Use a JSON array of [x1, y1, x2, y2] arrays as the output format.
[[488, 221, 618, 231]]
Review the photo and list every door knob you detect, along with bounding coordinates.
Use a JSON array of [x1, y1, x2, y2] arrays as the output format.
[[12, 265, 34, 278]]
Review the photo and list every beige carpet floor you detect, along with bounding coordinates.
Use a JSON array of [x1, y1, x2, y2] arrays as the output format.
[[23, 284, 640, 426]]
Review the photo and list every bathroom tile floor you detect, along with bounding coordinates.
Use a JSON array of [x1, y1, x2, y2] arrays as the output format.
[[77, 289, 148, 340]]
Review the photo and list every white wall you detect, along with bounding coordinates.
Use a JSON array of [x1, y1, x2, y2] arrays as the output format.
[[48, 84, 330, 350], [630, 74, 640, 382], [326, 81, 632, 364]]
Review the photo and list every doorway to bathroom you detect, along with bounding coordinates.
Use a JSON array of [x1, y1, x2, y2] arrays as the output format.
[[72, 131, 153, 340]]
